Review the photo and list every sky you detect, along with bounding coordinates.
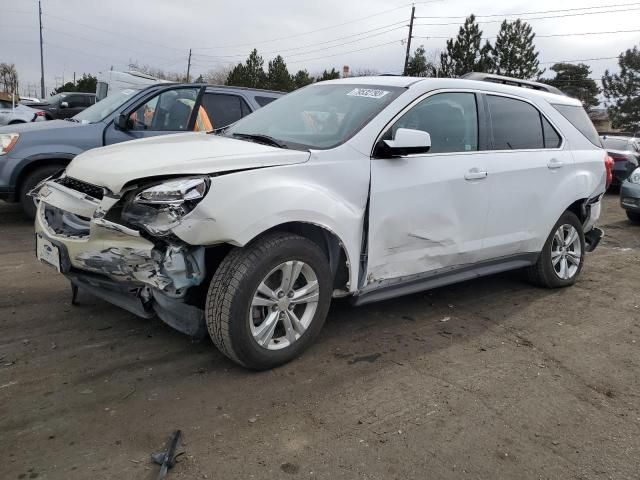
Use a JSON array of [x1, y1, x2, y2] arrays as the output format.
[[1, 0, 639, 98]]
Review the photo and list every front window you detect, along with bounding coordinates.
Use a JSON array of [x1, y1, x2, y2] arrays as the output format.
[[128, 88, 199, 131], [73, 88, 140, 124], [385, 92, 479, 154], [225, 84, 404, 150]]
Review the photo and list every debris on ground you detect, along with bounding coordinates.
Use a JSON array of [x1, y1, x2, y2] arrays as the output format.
[[151, 430, 183, 480]]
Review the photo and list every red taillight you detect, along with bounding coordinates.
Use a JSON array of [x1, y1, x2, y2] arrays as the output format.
[[35, 111, 46, 117], [609, 152, 628, 162], [604, 154, 614, 188]]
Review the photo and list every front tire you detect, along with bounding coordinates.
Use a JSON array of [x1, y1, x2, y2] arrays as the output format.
[[527, 211, 585, 288], [205, 232, 333, 370], [627, 211, 640, 223], [20, 165, 63, 219]]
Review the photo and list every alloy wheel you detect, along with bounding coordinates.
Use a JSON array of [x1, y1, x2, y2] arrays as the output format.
[[551, 224, 582, 280], [249, 260, 320, 350]]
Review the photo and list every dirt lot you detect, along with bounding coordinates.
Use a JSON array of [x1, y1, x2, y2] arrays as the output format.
[[1, 194, 639, 480]]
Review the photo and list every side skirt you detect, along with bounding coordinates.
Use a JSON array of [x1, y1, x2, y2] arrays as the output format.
[[352, 253, 539, 306]]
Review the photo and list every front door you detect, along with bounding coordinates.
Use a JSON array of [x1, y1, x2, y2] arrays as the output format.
[[366, 91, 491, 285], [104, 87, 202, 145]]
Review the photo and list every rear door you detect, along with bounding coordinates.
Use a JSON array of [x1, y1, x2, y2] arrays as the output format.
[[481, 93, 572, 258], [104, 86, 203, 145], [200, 91, 253, 130]]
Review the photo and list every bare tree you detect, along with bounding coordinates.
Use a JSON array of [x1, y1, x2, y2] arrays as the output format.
[[352, 68, 380, 77], [0, 63, 19, 93], [204, 66, 233, 85], [128, 62, 185, 82]]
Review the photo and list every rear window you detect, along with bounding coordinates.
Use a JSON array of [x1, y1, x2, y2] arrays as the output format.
[[552, 104, 602, 147], [602, 137, 631, 151], [255, 96, 277, 107]]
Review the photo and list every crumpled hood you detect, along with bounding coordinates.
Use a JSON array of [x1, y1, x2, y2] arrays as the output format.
[[66, 132, 311, 193]]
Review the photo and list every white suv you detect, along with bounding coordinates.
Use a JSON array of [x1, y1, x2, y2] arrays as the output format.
[[34, 76, 607, 369]]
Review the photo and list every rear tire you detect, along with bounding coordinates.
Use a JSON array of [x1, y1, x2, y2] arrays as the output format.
[[627, 211, 640, 223], [527, 211, 585, 288], [205, 232, 332, 370], [20, 165, 62, 219]]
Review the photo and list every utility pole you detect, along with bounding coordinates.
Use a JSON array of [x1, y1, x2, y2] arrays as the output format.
[[403, 5, 416, 76], [186, 49, 192, 82], [39, 0, 45, 98]]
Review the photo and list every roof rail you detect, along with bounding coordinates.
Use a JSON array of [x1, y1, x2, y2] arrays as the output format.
[[461, 72, 565, 96]]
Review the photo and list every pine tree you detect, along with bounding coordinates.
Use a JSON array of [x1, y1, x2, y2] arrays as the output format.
[[603, 46, 640, 131], [544, 63, 600, 111], [226, 49, 267, 88], [267, 55, 294, 92], [488, 19, 543, 79], [439, 15, 492, 78], [406, 46, 438, 77], [292, 69, 314, 89], [317, 68, 340, 81]]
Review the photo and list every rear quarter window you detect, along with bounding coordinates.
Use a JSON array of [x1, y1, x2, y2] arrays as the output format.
[[255, 96, 277, 107], [552, 104, 602, 147]]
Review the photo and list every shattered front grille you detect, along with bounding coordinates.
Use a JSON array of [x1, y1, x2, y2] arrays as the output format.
[[56, 177, 104, 200]]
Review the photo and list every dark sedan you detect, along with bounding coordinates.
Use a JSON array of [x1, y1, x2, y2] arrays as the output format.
[[601, 135, 640, 188], [620, 167, 640, 223]]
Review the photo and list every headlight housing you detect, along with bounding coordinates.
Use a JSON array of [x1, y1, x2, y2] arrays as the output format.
[[0, 133, 19, 155], [629, 167, 640, 184], [122, 177, 209, 236]]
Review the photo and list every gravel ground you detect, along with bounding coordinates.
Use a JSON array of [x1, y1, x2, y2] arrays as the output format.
[[1, 193, 639, 480]]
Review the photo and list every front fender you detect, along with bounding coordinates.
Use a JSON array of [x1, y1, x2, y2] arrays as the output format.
[[171, 159, 371, 292]]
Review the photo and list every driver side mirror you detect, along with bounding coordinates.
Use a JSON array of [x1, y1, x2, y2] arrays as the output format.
[[60, 101, 69, 109], [380, 128, 431, 157], [115, 113, 130, 131]]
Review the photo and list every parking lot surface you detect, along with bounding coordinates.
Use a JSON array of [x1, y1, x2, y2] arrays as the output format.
[[1, 194, 639, 480]]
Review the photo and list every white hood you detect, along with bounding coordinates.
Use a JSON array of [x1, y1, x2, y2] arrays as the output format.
[[66, 132, 310, 192]]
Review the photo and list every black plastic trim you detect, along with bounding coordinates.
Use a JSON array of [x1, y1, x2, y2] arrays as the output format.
[[353, 253, 538, 306]]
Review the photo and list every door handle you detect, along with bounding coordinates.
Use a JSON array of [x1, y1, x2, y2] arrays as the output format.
[[464, 168, 488, 181], [547, 158, 564, 170]]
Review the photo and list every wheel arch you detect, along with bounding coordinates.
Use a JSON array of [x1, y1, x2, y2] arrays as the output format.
[[247, 221, 352, 293], [14, 156, 73, 198]]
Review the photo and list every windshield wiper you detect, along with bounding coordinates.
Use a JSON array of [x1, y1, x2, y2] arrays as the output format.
[[231, 133, 288, 149], [64, 118, 79, 122]]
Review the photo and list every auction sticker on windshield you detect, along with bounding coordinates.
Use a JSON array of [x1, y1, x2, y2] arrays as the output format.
[[347, 88, 390, 99]]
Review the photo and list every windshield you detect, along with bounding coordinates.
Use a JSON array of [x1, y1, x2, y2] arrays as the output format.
[[73, 88, 140, 124], [225, 84, 404, 150]]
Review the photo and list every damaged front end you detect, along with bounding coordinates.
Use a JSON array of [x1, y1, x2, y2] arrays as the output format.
[[34, 173, 211, 337]]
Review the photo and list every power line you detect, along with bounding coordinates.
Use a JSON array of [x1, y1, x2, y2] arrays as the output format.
[[192, 24, 407, 60], [413, 7, 640, 26], [414, 2, 640, 19], [43, 13, 187, 52], [540, 56, 619, 65], [286, 39, 404, 65], [413, 28, 640, 41], [38, 26, 182, 63], [194, 21, 405, 58], [193, 1, 442, 50]]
